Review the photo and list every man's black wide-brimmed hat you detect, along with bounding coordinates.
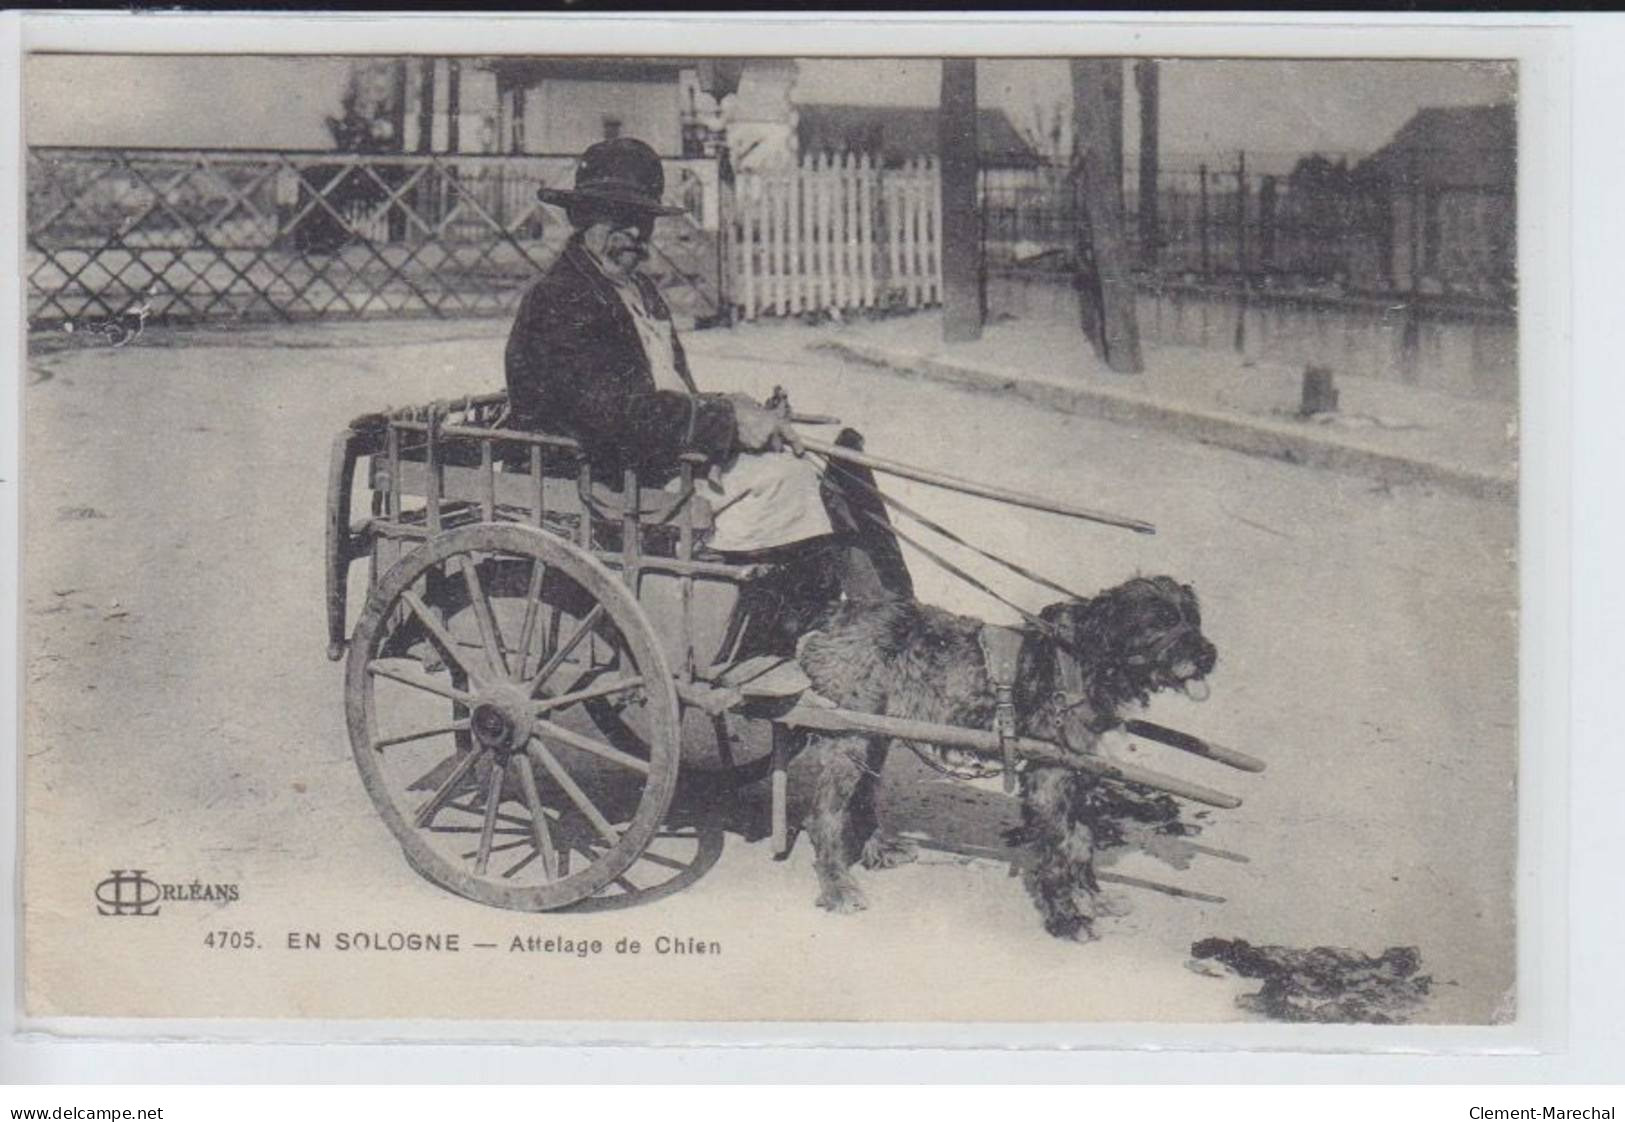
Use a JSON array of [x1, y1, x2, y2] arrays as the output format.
[[536, 137, 686, 217]]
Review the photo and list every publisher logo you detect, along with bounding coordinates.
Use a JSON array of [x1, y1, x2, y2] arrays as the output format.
[[94, 869, 162, 917], [93, 870, 240, 916]]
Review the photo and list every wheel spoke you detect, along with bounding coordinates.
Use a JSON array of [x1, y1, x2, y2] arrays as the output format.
[[635, 849, 688, 873], [412, 749, 484, 828], [528, 740, 621, 846], [474, 757, 505, 874], [370, 659, 473, 704], [499, 848, 543, 880], [511, 752, 560, 881], [440, 802, 534, 830], [524, 603, 605, 697], [532, 674, 645, 716], [398, 590, 479, 682], [372, 719, 470, 752], [513, 558, 549, 683], [407, 754, 465, 795], [458, 554, 510, 680], [533, 717, 651, 775], [461, 835, 532, 861], [545, 611, 562, 669]]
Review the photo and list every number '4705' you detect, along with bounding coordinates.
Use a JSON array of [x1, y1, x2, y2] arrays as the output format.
[[203, 930, 257, 949]]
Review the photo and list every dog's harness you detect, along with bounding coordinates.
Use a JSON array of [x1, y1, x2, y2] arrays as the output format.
[[1049, 640, 1099, 723], [812, 459, 1201, 766], [977, 623, 1025, 792], [899, 623, 1025, 787], [899, 621, 1117, 788]]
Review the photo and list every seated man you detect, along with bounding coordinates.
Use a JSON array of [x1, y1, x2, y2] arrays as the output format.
[[504, 137, 911, 606]]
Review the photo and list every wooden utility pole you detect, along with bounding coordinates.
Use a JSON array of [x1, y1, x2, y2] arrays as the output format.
[[938, 59, 983, 343], [1070, 58, 1142, 373], [417, 58, 436, 154], [387, 60, 410, 243], [1198, 163, 1210, 272], [1134, 59, 1160, 268], [1234, 150, 1248, 353], [390, 59, 409, 152], [446, 59, 461, 153]]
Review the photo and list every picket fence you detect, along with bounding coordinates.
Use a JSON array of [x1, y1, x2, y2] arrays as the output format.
[[732, 153, 941, 321]]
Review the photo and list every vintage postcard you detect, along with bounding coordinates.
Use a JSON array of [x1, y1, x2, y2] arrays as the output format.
[[12, 17, 1557, 1037]]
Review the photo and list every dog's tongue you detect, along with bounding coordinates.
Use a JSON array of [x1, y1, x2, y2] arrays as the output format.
[[1182, 678, 1211, 703]]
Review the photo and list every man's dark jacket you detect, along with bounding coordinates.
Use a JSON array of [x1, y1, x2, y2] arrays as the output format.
[[504, 234, 737, 476], [504, 233, 913, 598]]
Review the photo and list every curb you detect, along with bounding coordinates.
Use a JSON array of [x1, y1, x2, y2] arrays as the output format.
[[813, 339, 1517, 505]]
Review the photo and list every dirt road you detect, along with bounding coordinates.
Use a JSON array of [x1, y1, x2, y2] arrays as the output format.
[[21, 316, 1516, 1026]]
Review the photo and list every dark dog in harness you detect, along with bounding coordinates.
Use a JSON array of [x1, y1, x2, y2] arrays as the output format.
[[794, 576, 1217, 940]]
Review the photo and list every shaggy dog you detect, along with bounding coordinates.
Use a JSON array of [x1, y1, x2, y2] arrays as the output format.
[[794, 576, 1217, 940]]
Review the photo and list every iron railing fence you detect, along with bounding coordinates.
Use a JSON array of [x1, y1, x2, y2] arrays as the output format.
[[978, 149, 1516, 308], [26, 147, 728, 329]]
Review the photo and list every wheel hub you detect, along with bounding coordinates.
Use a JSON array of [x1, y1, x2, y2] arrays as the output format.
[[468, 684, 534, 754], [471, 704, 512, 747]]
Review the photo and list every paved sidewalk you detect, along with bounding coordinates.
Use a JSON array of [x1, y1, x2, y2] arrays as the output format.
[[797, 311, 1517, 503]]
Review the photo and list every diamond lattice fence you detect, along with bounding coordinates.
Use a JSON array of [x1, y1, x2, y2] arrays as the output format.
[[26, 148, 727, 329]]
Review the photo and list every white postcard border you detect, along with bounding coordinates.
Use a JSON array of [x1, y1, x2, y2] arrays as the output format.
[[1, 10, 1594, 1073]]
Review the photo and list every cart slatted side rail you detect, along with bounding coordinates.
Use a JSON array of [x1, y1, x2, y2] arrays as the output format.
[[326, 397, 726, 668], [371, 458, 715, 533]]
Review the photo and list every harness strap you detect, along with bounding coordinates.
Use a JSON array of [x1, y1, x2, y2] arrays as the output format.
[[819, 457, 1091, 605], [856, 506, 1058, 638]]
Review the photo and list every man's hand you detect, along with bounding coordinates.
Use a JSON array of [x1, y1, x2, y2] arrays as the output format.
[[732, 397, 804, 455]]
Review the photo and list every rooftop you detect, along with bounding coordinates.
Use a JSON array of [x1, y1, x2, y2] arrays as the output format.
[[1358, 104, 1515, 189], [795, 103, 1041, 167]]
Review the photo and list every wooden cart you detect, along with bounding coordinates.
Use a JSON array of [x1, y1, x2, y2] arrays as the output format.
[[326, 393, 1257, 911]]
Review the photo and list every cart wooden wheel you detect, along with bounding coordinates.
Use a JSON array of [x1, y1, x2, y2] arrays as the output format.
[[345, 523, 681, 911]]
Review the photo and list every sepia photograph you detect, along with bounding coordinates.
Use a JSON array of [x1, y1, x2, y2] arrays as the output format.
[[16, 30, 1534, 1032]]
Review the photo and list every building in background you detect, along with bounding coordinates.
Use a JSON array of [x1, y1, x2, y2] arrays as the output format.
[[477, 57, 799, 165], [794, 103, 1040, 173], [376, 57, 1044, 173], [1354, 103, 1515, 298], [715, 59, 800, 170], [341, 57, 699, 157], [328, 58, 500, 155], [380, 56, 756, 162], [483, 58, 688, 156]]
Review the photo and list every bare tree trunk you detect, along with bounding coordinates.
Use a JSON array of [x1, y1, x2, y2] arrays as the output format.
[[1070, 58, 1143, 373], [939, 59, 983, 343]]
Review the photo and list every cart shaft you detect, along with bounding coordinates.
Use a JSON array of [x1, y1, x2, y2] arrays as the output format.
[[774, 703, 1242, 809]]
